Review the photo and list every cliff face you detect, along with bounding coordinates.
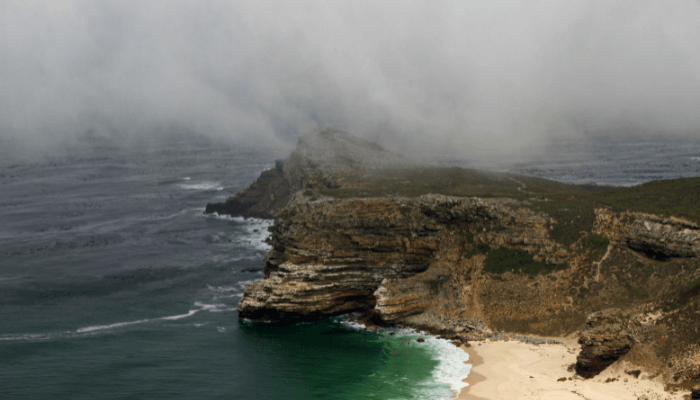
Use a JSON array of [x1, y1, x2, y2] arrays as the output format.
[[238, 193, 440, 322], [239, 193, 574, 326], [594, 207, 700, 259]]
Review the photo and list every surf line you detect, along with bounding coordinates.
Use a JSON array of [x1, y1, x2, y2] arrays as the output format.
[[76, 303, 225, 333]]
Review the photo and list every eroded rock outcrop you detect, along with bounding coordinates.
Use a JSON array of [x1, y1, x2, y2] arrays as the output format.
[[595, 208, 700, 259], [576, 309, 636, 378]]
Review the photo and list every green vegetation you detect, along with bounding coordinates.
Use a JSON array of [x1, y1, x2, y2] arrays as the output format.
[[662, 302, 683, 312], [482, 246, 565, 275], [317, 166, 588, 200], [689, 278, 700, 290], [629, 287, 649, 299], [465, 243, 490, 259], [310, 160, 700, 249], [627, 370, 641, 379], [587, 234, 609, 249], [586, 234, 609, 261], [303, 189, 319, 202], [597, 177, 700, 224], [531, 198, 597, 247], [456, 231, 475, 242]]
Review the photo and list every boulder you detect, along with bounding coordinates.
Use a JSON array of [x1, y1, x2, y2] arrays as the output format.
[[576, 309, 635, 378]]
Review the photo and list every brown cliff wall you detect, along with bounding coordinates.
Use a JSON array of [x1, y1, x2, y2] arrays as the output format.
[[238, 193, 571, 327]]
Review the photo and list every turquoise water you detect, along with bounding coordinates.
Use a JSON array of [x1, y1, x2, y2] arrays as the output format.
[[239, 319, 467, 400], [0, 137, 469, 400]]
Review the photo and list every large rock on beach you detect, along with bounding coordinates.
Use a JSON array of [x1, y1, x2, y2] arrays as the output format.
[[576, 309, 635, 378]]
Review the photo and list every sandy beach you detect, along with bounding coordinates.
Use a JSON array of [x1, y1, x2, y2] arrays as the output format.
[[450, 338, 688, 400]]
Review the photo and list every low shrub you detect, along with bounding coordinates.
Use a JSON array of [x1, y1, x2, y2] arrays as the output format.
[[483, 247, 565, 275]]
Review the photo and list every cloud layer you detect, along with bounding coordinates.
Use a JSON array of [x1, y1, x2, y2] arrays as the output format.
[[2, 1, 699, 158]]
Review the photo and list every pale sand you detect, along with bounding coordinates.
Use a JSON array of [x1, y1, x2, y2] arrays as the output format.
[[449, 338, 689, 400]]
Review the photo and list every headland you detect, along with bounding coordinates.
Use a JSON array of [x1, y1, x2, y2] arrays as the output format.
[[206, 128, 700, 397]]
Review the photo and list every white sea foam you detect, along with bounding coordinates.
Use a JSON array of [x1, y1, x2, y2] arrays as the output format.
[[5, 309, 206, 340], [691, 157, 700, 161], [338, 319, 368, 331], [77, 318, 153, 333], [200, 213, 273, 252], [207, 279, 258, 299], [202, 213, 234, 221], [178, 181, 222, 190], [162, 310, 198, 320], [206, 284, 240, 293], [0, 332, 63, 341], [425, 337, 472, 398], [183, 177, 191, 180], [241, 219, 274, 251], [77, 302, 228, 334], [193, 301, 236, 312], [337, 317, 471, 399]]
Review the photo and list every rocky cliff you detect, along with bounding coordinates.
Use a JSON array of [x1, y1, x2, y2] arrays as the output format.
[[214, 129, 700, 387], [238, 193, 568, 323], [594, 207, 700, 259]]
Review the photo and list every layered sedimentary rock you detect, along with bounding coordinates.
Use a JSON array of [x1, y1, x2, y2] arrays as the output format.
[[238, 193, 567, 323], [373, 264, 453, 322], [595, 208, 700, 259], [238, 193, 437, 322]]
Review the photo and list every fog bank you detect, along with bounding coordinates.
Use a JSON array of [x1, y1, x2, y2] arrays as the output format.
[[2, 1, 699, 159]]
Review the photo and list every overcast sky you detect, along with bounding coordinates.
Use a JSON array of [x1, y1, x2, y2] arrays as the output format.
[[2, 1, 699, 159]]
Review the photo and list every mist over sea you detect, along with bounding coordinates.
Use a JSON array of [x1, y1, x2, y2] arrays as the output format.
[[442, 136, 700, 187], [0, 135, 698, 399]]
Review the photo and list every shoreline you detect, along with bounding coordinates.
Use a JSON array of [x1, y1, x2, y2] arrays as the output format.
[[449, 338, 689, 400], [450, 343, 487, 400]]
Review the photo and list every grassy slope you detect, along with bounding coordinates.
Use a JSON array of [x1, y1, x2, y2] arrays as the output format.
[[596, 177, 700, 223], [317, 166, 588, 199], [314, 166, 700, 248]]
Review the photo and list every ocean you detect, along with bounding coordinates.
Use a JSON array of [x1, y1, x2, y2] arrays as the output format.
[[1, 135, 698, 399], [0, 136, 467, 400]]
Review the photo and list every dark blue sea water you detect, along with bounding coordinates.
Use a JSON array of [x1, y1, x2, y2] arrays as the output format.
[[0, 136, 469, 400]]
